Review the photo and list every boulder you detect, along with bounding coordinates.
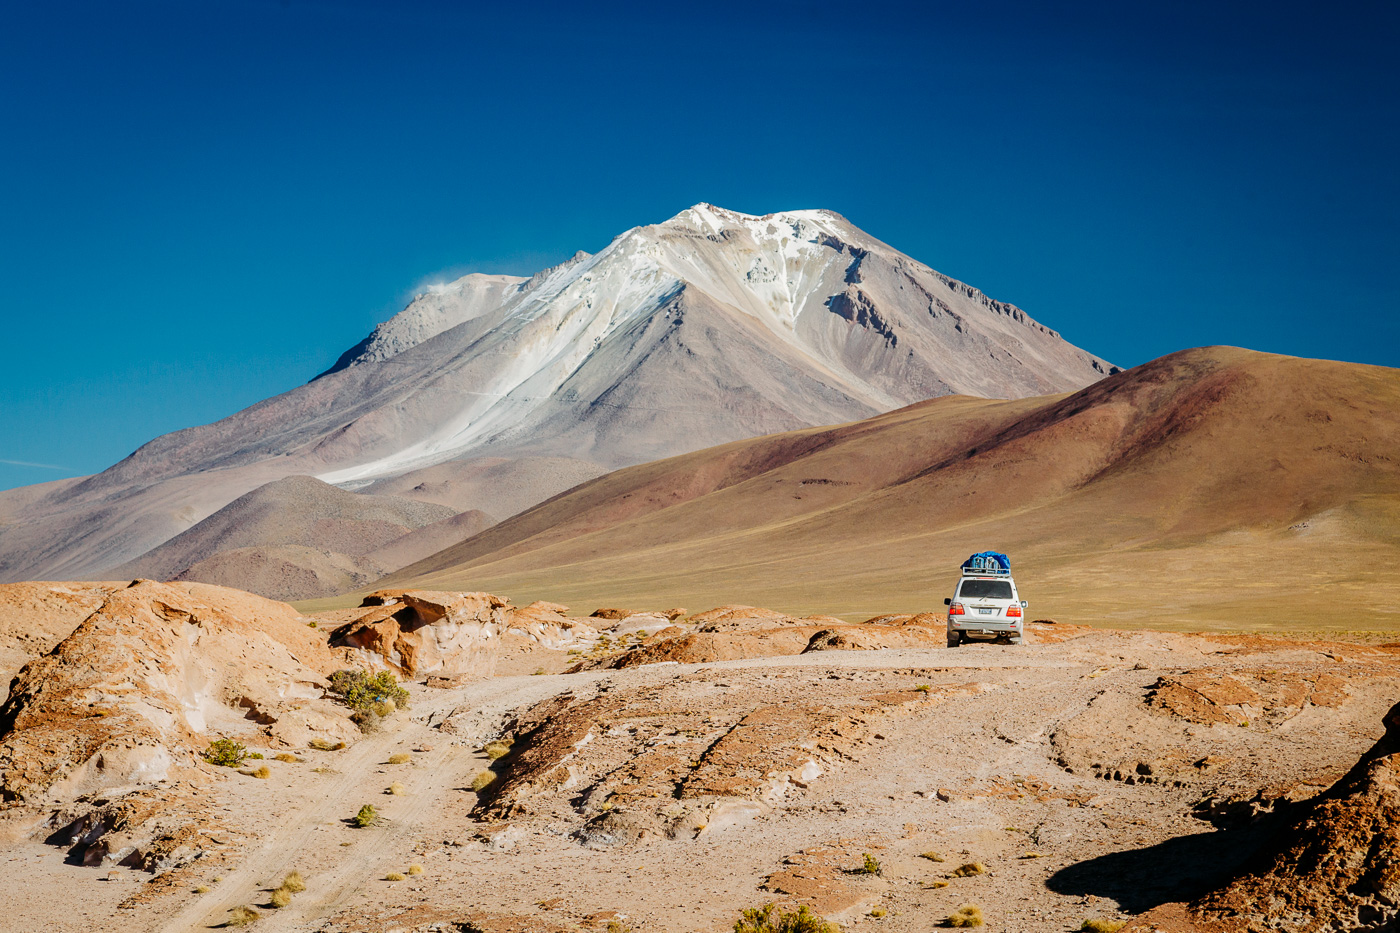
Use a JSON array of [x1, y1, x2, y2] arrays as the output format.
[[330, 589, 507, 676]]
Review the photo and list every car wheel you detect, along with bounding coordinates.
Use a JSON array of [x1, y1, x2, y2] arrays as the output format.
[[947, 633, 960, 648]]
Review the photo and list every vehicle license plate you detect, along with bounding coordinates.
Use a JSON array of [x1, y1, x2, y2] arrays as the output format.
[[978, 607, 995, 615]]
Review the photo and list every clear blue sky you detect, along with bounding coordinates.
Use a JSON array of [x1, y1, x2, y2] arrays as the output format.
[[2, 0, 1397, 492]]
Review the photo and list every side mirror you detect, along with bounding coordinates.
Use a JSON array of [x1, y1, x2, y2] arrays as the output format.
[[1021, 601, 1028, 609], [944, 597, 952, 606]]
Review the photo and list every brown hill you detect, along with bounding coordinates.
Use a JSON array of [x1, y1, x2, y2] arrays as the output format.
[[359, 347, 1400, 633], [110, 475, 456, 600]]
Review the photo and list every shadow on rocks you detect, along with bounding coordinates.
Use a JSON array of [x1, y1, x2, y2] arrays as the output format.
[[1045, 820, 1279, 914]]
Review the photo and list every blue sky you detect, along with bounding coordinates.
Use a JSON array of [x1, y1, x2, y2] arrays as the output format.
[[2, 0, 1397, 491]]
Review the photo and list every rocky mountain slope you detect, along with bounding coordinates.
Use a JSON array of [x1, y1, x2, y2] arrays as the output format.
[[368, 346, 1400, 633], [0, 204, 1113, 584]]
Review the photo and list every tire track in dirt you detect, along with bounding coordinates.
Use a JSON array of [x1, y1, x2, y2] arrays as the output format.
[[154, 673, 604, 933]]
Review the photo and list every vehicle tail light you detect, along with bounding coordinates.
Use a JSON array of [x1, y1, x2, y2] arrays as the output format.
[[948, 603, 965, 616], [1006, 605, 1022, 618]]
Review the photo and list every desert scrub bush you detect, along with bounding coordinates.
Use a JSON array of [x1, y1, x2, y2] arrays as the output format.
[[1079, 921, 1126, 933], [926, 880, 949, 889], [483, 740, 512, 760], [733, 903, 836, 933], [226, 905, 260, 926], [308, 737, 345, 751], [919, 851, 945, 862], [248, 752, 264, 760], [279, 871, 305, 894], [328, 668, 409, 712], [952, 862, 986, 877], [386, 752, 411, 764], [384, 872, 406, 881], [202, 738, 248, 767], [273, 753, 300, 763], [249, 765, 271, 779], [193, 885, 209, 894], [387, 781, 406, 796], [407, 863, 423, 875], [268, 888, 291, 909], [352, 804, 379, 828], [853, 853, 881, 875], [470, 769, 496, 791], [869, 906, 887, 918], [916, 684, 932, 693], [945, 904, 984, 927]]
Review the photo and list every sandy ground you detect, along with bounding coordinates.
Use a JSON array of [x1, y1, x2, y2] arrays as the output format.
[[5, 625, 1399, 933]]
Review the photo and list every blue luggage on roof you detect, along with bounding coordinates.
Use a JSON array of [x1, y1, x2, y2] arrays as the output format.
[[961, 551, 1010, 574]]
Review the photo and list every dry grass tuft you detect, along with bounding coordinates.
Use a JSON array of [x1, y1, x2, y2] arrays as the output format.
[[384, 872, 406, 882], [945, 905, 984, 927], [226, 905, 260, 926], [1079, 921, 1126, 933], [470, 770, 497, 792], [273, 753, 300, 763], [926, 880, 949, 889], [251, 765, 271, 779], [387, 781, 406, 796], [407, 864, 424, 875], [279, 871, 306, 894], [309, 738, 345, 751], [386, 752, 411, 764], [869, 907, 887, 918], [268, 888, 291, 909], [483, 740, 512, 760], [919, 851, 945, 862], [193, 885, 209, 894], [952, 862, 986, 877]]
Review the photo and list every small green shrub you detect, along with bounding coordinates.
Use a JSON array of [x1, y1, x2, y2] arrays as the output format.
[[202, 738, 248, 767], [327, 669, 410, 712], [945, 904, 984, 927], [916, 684, 932, 693], [352, 804, 378, 828], [226, 905, 260, 926], [854, 853, 881, 875], [1079, 920, 1126, 933], [734, 903, 836, 933], [248, 752, 264, 760]]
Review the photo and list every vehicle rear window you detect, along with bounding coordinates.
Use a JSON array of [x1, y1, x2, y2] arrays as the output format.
[[958, 579, 1013, 600]]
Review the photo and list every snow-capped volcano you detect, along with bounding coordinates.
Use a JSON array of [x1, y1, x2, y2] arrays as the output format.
[[0, 204, 1116, 582]]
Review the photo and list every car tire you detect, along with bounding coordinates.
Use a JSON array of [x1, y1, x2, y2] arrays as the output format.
[[947, 633, 960, 648]]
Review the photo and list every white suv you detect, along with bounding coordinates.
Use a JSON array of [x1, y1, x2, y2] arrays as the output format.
[[945, 572, 1027, 646]]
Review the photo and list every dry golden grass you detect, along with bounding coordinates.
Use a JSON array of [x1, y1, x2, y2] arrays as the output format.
[[251, 765, 270, 779], [384, 872, 405, 882], [919, 851, 945, 862], [470, 770, 496, 792], [952, 862, 986, 877], [386, 752, 411, 765], [352, 804, 378, 828], [407, 864, 424, 875], [1079, 921, 1126, 933], [193, 885, 209, 894], [945, 904, 984, 927], [268, 888, 291, 909], [387, 781, 406, 796], [309, 738, 345, 751], [926, 880, 949, 889], [226, 905, 260, 926], [273, 753, 300, 763], [279, 871, 305, 894], [483, 740, 512, 760]]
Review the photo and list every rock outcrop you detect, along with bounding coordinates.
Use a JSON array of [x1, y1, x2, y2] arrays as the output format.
[[0, 579, 359, 864], [330, 589, 508, 676]]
